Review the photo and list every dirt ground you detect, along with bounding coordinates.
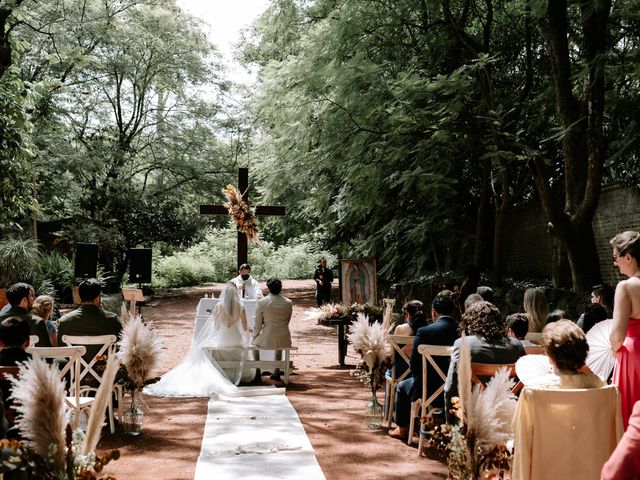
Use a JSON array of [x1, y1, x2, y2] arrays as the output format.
[[97, 280, 448, 480]]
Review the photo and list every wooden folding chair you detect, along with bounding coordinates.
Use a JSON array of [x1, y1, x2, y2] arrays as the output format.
[[61, 335, 121, 434], [414, 344, 453, 449], [470, 362, 523, 395], [27, 345, 93, 430], [524, 345, 544, 355], [384, 334, 414, 427]]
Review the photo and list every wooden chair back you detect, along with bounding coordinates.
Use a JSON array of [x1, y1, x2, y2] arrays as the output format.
[[61, 334, 118, 387], [471, 362, 523, 394], [524, 345, 544, 355], [388, 335, 414, 383]]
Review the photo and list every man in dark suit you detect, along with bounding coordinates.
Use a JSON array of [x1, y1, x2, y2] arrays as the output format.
[[0, 283, 51, 347], [389, 294, 459, 440], [57, 278, 122, 361]]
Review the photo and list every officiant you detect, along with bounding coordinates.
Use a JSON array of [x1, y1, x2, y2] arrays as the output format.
[[230, 263, 264, 300]]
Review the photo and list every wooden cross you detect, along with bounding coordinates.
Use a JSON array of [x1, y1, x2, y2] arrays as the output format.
[[200, 168, 285, 269]]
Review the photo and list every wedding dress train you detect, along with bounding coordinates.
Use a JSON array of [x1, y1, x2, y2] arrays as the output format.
[[145, 301, 253, 398]]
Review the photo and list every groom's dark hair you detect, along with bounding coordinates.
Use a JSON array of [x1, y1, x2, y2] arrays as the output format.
[[266, 278, 282, 295]]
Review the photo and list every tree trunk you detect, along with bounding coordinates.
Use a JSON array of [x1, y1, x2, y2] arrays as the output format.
[[473, 167, 493, 270]]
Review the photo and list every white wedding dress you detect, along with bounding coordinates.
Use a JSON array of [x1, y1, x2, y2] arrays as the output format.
[[145, 301, 254, 397]]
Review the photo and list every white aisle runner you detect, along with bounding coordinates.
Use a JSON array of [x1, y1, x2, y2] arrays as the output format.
[[194, 388, 326, 480]]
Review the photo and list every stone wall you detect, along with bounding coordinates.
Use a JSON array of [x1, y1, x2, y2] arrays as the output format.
[[501, 185, 640, 286]]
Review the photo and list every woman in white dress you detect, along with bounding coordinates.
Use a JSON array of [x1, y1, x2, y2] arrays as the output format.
[[145, 283, 253, 397]]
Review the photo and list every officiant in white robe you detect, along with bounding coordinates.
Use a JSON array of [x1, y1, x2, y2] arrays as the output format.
[[231, 263, 264, 300]]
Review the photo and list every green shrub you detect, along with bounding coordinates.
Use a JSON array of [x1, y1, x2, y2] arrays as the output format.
[[152, 228, 337, 288], [0, 236, 42, 288], [41, 252, 75, 300]]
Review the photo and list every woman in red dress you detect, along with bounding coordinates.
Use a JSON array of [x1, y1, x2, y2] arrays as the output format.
[[610, 231, 640, 429]]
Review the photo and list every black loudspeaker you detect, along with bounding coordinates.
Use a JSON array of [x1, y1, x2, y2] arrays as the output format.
[[129, 248, 152, 283], [74, 243, 99, 278]]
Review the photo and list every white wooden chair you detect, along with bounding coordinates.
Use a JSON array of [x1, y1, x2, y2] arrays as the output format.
[[414, 344, 453, 450], [26, 345, 93, 430], [384, 334, 414, 427], [28, 335, 39, 346], [61, 334, 121, 434]]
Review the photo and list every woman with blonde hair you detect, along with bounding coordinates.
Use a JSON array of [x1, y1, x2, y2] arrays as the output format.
[[523, 287, 549, 333], [31, 295, 57, 346], [610, 231, 640, 429]]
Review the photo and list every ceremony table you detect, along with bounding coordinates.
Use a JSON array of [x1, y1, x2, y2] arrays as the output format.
[[317, 316, 351, 367], [194, 297, 257, 339]]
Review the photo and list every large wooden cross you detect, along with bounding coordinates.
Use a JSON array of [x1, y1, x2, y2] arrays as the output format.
[[200, 168, 285, 268]]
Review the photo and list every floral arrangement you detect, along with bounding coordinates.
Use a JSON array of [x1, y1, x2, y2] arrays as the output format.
[[307, 302, 384, 324], [222, 184, 259, 244], [115, 314, 162, 395], [4, 355, 120, 479], [346, 313, 389, 395], [426, 339, 517, 479]]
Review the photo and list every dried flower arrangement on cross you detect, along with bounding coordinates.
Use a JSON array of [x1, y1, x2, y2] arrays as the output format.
[[222, 184, 259, 244]]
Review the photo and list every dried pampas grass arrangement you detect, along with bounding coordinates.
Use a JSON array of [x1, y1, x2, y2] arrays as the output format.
[[449, 338, 517, 478], [9, 356, 67, 473], [347, 313, 389, 393], [117, 314, 163, 390]]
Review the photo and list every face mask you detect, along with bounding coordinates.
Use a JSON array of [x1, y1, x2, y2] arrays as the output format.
[[241, 274, 250, 281]]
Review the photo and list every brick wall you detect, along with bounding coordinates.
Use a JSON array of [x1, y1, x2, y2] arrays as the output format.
[[502, 185, 640, 287]]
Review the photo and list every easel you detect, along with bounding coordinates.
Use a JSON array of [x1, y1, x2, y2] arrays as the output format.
[[122, 288, 145, 318]]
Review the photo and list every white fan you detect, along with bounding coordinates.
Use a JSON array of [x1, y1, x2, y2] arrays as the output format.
[[586, 319, 616, 381], [515, 354, 558, 388]]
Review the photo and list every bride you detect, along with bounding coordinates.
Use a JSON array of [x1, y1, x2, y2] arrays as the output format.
[[145, 283, 254, 397]]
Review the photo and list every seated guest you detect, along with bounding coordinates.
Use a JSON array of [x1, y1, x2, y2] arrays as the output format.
[[538, 320, 603, 388], [506, 313, 536, 347], [591, 284, 615, 317], [545, 308, 569, 325], [57, 278, 122, 361], [392, 300, 427, 376], [31, 295, 58, 347], [476, 286, 494, 304], [0, 317, 32, 366], [444, 301, 525, 423], [523, 287, 549, 333], [389, 295, 458, 440], [602, 400, 640, 480], [0, 283, 51, 347], [464, 293, 483, 312], [580, 303, 608, 334], [0, 317, 32, 426]]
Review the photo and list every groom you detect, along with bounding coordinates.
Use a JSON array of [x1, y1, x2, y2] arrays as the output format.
[[252, 278, 292, 381]]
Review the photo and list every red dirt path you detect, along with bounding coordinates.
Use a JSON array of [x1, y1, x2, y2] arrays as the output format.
[[97, 280, 448, 479]]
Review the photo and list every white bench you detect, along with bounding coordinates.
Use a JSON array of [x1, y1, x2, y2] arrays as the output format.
[[202, 345, 298, 385]]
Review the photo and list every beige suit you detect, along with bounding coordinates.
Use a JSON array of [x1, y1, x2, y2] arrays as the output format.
[[252, 293, 292, 349]]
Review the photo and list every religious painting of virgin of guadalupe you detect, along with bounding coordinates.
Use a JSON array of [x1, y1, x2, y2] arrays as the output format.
[[340, 259, 377, 305]]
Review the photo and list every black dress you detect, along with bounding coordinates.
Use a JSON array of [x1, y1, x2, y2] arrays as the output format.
[[313, 265, 334, 307]]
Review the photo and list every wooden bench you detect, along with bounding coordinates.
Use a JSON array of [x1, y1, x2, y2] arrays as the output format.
[[202, 346, 298, 385]]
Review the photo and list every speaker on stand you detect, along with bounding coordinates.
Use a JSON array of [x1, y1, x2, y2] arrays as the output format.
[[74, 243, 99, 279], [128, 248, 152, 316]]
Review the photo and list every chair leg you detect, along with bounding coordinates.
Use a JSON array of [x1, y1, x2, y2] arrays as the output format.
[[418, 430, 425, 457], [386, 381, 396, 427], [408, 400, 420, 445], [108, 398, 115, 434]]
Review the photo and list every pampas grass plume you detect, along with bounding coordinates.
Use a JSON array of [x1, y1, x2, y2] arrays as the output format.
[[347, 313, 388, 371], [117, 315, 163, 388], [82, 354, 120, 455], [9, 356, 67, 473]]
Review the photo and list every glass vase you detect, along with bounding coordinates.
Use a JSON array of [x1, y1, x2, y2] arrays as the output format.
[[364, 392, 383, 429], [123, 390, 144, 435]]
